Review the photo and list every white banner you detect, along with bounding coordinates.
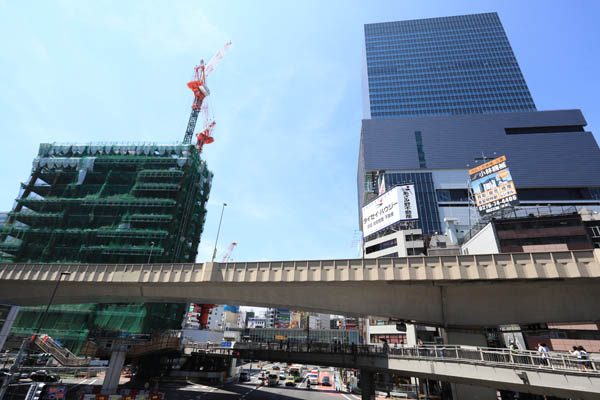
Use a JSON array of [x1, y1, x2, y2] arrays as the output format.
[[362, 185, 418, 237]]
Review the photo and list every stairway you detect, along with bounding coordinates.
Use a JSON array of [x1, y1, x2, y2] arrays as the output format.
[[32, 335, 89, 367]]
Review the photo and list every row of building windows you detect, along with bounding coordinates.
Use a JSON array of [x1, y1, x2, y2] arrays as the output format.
[[366, 38, 511, 52], [369, 79, 526, 92], [366, 40, 513, 54], [365, 14, 502, 35], [365, 24, 505, 40], [370, 85, 530, 95], [368, 67, 523, 79], [435, 188, 600, 204], [365, 38, 512, 52], [368, 70, 529, 83], [370, 93, 534, 105], [367, 58, 519, 70], [371, 106, 534, 117], [370, 94, 534, 106], [368, 74, 530, 86], [371, 103, 534, 113], [366, 50, 518, 65]]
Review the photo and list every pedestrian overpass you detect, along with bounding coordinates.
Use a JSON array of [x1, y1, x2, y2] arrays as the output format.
[[221, 342, 600, 400], [0, 250, 599, 327]]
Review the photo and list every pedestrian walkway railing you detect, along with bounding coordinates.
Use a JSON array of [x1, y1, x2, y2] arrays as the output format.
[[230, 342, 599, 375]]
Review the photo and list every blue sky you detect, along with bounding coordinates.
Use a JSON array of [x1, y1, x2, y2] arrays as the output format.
[[0, 0, 599, 263]]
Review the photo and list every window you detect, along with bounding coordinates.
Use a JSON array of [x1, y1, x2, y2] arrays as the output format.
[[414, 131, 427, 168]]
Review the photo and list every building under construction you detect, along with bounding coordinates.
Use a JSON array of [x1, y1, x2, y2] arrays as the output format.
[[0, 142, 213, 352]]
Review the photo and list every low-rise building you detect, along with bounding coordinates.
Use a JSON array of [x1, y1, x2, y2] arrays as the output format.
[[462, 207, 593, 255]]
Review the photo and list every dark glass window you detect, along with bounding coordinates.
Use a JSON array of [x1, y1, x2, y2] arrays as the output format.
[[383, 172, 441, 234], [517, 188, 598, 201], [366, 238, 397, 254], [436, 189, 469, 202], [415, 131, 426, 168]]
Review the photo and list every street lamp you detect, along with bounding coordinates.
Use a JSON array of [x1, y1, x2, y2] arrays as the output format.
[[0, 271, 71, 400], [34, 271, 71, 339], [211, 202, 227, 262], [148, 241, 155, 264]]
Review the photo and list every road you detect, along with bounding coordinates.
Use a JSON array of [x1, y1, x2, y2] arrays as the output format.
[[159, 363, 370, 400], [57, 363, 385, 400]]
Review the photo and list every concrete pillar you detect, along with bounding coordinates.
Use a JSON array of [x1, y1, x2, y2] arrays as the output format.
[[360, 369, 375, 400], [405, 323, 417, 345], [101, 345, 128, 394], [0, 305, 20, 351], [443, 329, 497, 400], [228, 357, 237, 380]]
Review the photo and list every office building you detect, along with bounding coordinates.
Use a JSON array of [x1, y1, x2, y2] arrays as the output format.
[[265, 308, 292, 329], [0, 142, 212, 353], [359, 13, 600, 238], [358, 110, 600, 236], [206, 305, 225, 331], [364, 228, 424, 257], [362, 12, 536, 119]]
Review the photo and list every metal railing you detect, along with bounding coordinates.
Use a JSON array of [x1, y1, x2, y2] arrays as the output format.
[[231, 342, 599, 375], [32, 336, 88, 367]]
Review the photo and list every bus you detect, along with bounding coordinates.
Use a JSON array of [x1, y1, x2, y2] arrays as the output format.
[[288, 364, 304, 382]]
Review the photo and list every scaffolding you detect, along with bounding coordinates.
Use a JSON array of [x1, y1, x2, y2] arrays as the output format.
[[2, 142, 213, 353]]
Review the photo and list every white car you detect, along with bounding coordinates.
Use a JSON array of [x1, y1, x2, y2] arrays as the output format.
[[307, 373, 319, 385]]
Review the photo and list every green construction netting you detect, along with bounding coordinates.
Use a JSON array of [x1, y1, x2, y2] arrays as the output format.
[[3, 143, 212, 354], [11, 303, 187, 355]]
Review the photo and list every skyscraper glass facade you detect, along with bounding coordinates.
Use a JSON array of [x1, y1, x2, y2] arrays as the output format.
[[364, 12, 536, 118]]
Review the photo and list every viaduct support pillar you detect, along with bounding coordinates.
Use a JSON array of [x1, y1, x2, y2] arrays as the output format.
[[360, 369, 375, 400], [101, 342, 128, 394], [443, 329, 497, 400], [228, 357, 237, 381]]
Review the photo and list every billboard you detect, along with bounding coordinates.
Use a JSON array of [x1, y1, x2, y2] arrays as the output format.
[[247, 318, 265, 328], [362, 184, 418, 238], [469, 155, 518, 216]]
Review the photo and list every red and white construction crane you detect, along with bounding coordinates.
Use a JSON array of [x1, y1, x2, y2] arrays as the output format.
[[221, 242, 237, 262], [183, 41, 232, 149]]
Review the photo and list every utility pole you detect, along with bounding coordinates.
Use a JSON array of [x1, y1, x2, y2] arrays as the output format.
[[212, 203, 227, 262]]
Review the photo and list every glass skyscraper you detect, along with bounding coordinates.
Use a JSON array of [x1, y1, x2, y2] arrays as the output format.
[[363, 12, 536, 118]]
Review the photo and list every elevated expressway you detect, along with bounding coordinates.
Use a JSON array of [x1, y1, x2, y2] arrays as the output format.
[[0, 250, 599, 327], [226, 342, 600, 400]]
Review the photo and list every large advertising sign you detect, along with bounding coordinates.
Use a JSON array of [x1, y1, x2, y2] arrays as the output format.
[[469, 155, 518, 216], [362, 184, 419, 238]]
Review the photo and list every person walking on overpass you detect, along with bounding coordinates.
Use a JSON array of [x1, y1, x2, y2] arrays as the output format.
[[537, 343, 548, 366]]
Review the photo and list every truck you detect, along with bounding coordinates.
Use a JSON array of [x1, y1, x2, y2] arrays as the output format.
[[267, 372, 279, 386]]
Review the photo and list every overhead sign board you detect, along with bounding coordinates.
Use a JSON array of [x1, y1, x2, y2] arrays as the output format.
[[362, 184, 418, 238], [469, 155, 518, 216]]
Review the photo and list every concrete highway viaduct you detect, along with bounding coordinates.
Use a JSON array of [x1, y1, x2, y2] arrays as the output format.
[[0, 250, 598, 328], [1, 249, 599, 399]]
